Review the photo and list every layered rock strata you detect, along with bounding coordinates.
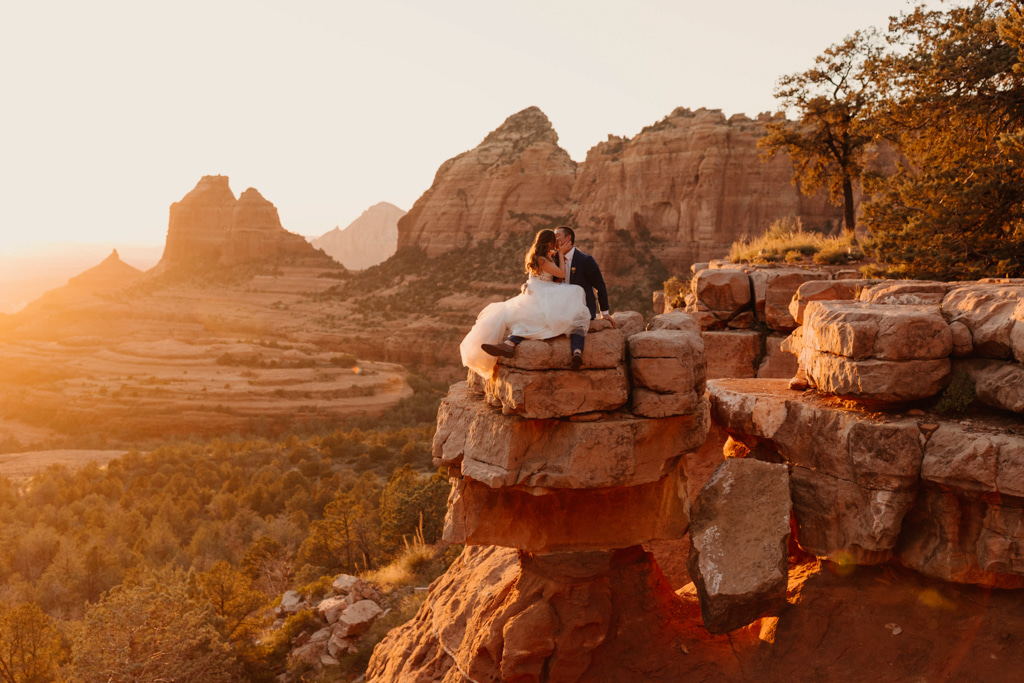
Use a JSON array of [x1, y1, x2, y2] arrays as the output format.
[[568, 108, 847, 279], [710, 377, 1024, 589]]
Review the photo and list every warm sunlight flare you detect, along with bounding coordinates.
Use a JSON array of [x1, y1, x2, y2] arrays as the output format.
[[5, 2, 1023, 682]]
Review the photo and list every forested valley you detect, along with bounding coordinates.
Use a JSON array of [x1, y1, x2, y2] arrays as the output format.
[[0, 375, 451, 682]]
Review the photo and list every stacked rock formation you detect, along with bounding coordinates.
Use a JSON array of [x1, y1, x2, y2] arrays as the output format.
[[370, 313, 712, 680], [157, 175, 328, 269], [711, 278, 1024, 589], [673, 261, 873, 381]]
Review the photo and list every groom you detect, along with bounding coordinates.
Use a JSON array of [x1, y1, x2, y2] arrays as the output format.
[[554, 226, 614, 370]]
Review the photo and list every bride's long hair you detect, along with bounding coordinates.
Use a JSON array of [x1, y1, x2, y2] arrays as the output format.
[[524, 229, 558, 275]]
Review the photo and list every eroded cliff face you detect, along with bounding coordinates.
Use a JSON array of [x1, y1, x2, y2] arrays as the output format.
[[570, 108, 843, 280], [158, 175, 326, 269], [395, 106, 848, 279], [396, 106, 579, 257]]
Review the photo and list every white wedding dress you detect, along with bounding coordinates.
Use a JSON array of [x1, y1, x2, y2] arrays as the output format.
[[460, 272, 591, 377]]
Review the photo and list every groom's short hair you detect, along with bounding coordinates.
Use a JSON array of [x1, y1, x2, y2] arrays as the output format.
[[555, 226, 576, 245]]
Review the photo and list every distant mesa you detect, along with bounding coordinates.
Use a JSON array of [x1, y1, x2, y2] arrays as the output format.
[[156, 175, 333, 271], [310, 202, 406, 270]]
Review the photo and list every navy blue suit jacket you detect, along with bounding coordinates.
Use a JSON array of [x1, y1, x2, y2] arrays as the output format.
[[566, 248, 609, 320]]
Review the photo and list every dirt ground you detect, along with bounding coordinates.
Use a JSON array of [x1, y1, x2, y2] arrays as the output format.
[[0, 264, 419, 446]]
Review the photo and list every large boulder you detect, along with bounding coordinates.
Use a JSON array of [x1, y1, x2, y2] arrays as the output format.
[[692, 269, 751, 323], [941, 284, 1024, 359], [788, 279, 883, 326], [796, 301, 953, 402], [704, 330, 761, 380], [687, 458, 791, 633]]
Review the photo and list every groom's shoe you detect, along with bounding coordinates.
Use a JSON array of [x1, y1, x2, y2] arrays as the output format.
[[570, 350, 583, 370], [482, 342, 516, 358]]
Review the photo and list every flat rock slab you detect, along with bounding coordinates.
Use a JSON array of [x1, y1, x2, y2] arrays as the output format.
[[859, 281, 951, 305], [485, 365, 630, 418], [687, 458, 790, 633], [443, 469, 690, 552], [502, 327, 626, 370], [799, 347, 951, 402], [433, 382, 710, 489], [789, 279, 884, 326], [709, 378, 924, 490], [802, 301, 952, 361]]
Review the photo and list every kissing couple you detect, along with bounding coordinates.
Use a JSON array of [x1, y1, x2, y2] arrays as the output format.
[[460, 225, 613, 377]]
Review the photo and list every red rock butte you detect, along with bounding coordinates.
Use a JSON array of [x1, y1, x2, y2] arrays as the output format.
[[395, 106, 873, 279], [156, 175, 325, 270]]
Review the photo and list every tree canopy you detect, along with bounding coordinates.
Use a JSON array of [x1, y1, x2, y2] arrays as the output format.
[[759, 29, 883, 238], [764, 0, 1024, 279], [863, 0, 1024, 279]]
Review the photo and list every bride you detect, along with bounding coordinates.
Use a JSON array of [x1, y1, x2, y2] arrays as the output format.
[[460, 229, 591, 377]]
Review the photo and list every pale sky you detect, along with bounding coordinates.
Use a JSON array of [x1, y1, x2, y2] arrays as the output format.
[[0, 0, 940, 253]]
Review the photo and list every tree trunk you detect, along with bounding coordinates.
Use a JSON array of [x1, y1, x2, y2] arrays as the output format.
[[843, 175, 857, 242]]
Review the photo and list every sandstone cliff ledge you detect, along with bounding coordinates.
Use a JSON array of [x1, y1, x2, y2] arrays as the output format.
[[368, 280, 1024, 682]]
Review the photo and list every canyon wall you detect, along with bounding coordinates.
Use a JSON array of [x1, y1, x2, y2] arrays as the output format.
[[396, 106, 849, 278]]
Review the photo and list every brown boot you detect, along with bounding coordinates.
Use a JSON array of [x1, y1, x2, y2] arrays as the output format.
[[482, 341, 516, 358]]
